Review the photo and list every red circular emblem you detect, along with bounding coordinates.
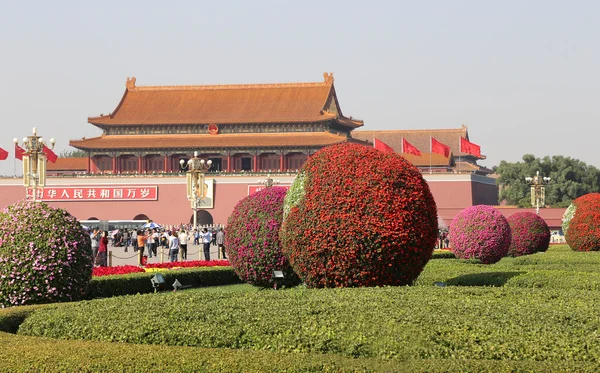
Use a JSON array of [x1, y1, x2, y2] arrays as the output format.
[[208, 123, 219, 135]]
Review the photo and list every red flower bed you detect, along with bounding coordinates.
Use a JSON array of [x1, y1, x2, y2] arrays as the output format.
[[507, 212, 550, 257], [145, 260, 230, 269], [566, 193, 600, 251], [281, 143, 438, 288], [92, 265, 145, 277]]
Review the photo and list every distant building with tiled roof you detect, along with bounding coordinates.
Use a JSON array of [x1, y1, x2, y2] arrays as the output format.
[[71, 73, 363, 174], [46, 157, 87, 176], [352, 125, 490, 174]]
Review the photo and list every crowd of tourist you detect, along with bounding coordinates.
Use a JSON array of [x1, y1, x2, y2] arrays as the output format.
[[89, 225, 226, 267]]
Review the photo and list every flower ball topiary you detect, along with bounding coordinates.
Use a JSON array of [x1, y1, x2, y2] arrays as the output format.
[[565, 193, 600, 251], [225, 187, 300, 288], [507, 212, 550, 257], [280, 143, 438, 288], [448, 205, 511, 264], [0, 201, 93, 307]]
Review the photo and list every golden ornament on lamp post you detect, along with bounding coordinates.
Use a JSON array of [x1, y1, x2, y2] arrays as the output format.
[[180, 151, 212, 229], [13, 127, 55, 202], [525, 171, 551, 214]]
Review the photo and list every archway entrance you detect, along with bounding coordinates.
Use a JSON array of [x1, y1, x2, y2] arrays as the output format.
[[190, 210, 213, 226], [133, 214, 149, 221]]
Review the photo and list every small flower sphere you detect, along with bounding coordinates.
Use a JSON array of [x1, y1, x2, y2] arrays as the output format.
[[0, 201, 93, 307], [225, 187, 299, 288], [281, 143, 438, 288], [449, 205, 511, 264], [566, 193, 600, 251], [507, 212, 551, 257]]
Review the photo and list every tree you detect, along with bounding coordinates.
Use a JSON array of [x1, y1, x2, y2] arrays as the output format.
[[496, 155, 600, 208], [59, 149, 87, 158]]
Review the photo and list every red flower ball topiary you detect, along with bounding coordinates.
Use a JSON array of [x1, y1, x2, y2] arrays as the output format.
[[566, 193, 600, 251], [448, 205, 511, 264], [507, 212, 550, 257], [225, 187, 299, 288], [280, 143, 438, 288]]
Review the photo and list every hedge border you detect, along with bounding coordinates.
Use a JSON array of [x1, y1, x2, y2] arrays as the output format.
[[87, 266, 243, 298]]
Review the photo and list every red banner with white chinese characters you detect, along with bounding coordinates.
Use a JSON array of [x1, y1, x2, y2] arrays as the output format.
[[247, 185, 290, 195], [26, 186, 158, 201]]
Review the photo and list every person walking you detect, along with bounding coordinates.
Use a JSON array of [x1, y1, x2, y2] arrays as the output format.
[[97, 230, 109, 267], [122, 228, 130, 252], [90, 228, 100, 262], [178, 229, 189, 260], [146, 230, 155, 258], [168, 231, 179, 262], [136, 230, 147, 265], [216, 228, 226, 259], [202, 228, 212, 261]]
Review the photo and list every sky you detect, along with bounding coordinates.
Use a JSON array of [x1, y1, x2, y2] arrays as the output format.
[[0, 1, 598, 176]]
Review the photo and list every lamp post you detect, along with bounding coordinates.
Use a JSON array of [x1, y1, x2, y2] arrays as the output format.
[[13, 127, 55, 202], [257, 174, 279, 189], [525, 171, 551, 214], [180, 151, 212, 229]]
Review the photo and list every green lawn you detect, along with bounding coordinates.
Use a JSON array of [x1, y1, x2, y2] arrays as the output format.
[[3, 244, 600, 372]]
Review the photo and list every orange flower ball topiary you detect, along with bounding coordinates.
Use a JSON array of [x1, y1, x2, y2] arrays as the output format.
[[281, 143, 438, 288]]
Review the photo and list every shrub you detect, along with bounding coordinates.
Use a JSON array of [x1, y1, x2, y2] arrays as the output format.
[[87, 267, 242, 298], [448, 205, 511, 264], [507, 212, 550, 257], [0, 201, 93, 307], [225, 187, 299, 288], [562, 203, 576, 235], [281, 143, 438, 288], [565, 193, 600, 251]]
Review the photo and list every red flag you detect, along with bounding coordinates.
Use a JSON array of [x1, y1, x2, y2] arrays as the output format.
[[460, 137, 481, 157], [0, 148, 7, 161], [431, 137, 451, 157], [402, 138, 421, 156], [373, 138, 395, 153], [43, 145, 58, 163], [15, 144, 25, 160]]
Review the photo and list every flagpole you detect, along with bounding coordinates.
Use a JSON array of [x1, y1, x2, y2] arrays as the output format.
[[458, 137, 461, 174], [429, 136, 432, 174], [401, 137, 404, 154]]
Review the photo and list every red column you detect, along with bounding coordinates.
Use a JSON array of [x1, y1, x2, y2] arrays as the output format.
[[112, 156, 117, 173], [227, 154, 231, 172], [253, 154, 258, 172], [87, 154, 91, 173], [164, 154, 169, 172], [280, 153, 285, 172], [138, 155, 143, 173]]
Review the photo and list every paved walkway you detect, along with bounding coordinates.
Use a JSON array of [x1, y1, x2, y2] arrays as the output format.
[[106, 242, 227, 267]]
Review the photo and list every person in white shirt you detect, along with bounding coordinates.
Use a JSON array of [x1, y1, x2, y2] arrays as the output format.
[[178, 229, 189, 260], [202, 228, 212, 261]]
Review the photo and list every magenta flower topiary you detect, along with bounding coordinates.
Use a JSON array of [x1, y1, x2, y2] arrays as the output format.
[[0, 201, 93, 307], [507, 212, 550, 257], [449, 205, 511, 264], [280, 143, 438, 288], [225, 187, 299, 288]]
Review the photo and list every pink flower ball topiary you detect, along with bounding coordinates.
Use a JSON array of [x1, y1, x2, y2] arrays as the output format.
[[449, 205, 511, 264], [507, 212, 550, 257], [0, 201, 93, 307], [225, 187, 299, 288]]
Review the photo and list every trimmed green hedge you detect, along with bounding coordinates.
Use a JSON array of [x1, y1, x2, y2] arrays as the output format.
[[87, 266, 243, 298], [18, 286, 600, 361], [431, 250, 455, 259], [2, 332, 599, 373]]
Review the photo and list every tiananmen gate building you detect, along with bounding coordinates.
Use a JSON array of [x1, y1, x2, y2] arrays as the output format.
[[0, 73, 559, 230]]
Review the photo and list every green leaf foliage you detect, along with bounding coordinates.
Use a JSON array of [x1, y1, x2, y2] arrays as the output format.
[[496, 154, 600, 207], [16, 246, 600, 363]]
